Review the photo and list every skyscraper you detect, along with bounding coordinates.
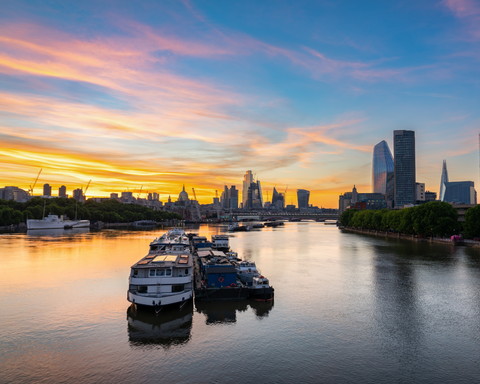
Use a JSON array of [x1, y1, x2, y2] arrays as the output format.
[[242, 170, 253, 207], [372, 140, 394, 205], [394, 130, 416, 207], [439, 160, 449, 201], [229, 186, 238, 209], [43, 183, 52, 196], [297, 189, 310, 209], [59, 185, 67, 198]]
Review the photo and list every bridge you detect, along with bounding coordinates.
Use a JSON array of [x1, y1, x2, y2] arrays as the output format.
[[235, 212, 338, 222]]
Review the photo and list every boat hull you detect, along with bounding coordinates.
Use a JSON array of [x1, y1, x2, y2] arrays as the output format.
[[26, 219, 64, 230], [127, 290, 193, 308], [249, 287, 274, 301]]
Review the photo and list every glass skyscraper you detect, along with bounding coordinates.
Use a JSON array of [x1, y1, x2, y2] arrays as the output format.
[[297, 189, 310, 209], [439, 160, 449, 201], [394, 130, 416, 207], [372, 140, 394, 205]]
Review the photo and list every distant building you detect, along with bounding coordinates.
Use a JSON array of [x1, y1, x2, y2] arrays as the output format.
[[229, 186, 239, 209], [271, 187, 285, 209], [177, 185, 189, 202], [443, 181, 477, 204], [121, 191, 134, 203], [425, 191, 437, 202], [110, 193, 119, 199], [153, 192, 159, 201], [439, 160, 449, 201], [372, 140, 394, 207], [416, 182, 425, 202], [339, 186, 387, 214], [242, 171, 254, 207], [221, 185, 229, 208], [43, 183, 52, 197], [297, 189, 310, 209], [72, 188, 83, 202], [0, 186, 29, 202], [59, 185, 67, 198], [394, 130, 416, 207], [213, 197, 220, 205]]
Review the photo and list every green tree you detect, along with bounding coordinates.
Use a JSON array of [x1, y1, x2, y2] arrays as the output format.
[[462, 204, 480, 238]]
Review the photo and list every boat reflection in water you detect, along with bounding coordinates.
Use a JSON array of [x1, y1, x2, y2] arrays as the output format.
[[26, 227, 90, 237], [249, 299, 274, 319], [195, 299, 273, 324], [127, 302, 193, 349]]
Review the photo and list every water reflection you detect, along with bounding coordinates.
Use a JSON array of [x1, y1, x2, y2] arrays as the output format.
[[195, 299, 249, 324], [127, 303, 193, 349], [249, 299, 274, 319], [26, 227, 90, 237]]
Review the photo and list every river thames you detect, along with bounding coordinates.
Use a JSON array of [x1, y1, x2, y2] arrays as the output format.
[[1, 223, 480, 383]]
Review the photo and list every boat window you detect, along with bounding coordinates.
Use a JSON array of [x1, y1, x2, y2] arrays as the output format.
[[133, 269, 138, 276], [263, 281, 269, 285], [166, 269, 172, 276], [185, 268, 189, 275], [149, 269, 155, 277], [137, 286, 147, 293], [172, 284, 184, 293], [156, 269, 165, 276]]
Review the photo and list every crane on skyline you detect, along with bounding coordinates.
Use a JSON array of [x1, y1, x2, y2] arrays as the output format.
[[29, 168, 42, 196]]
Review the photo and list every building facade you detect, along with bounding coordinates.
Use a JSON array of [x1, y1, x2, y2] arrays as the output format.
[[439, 160, 449, 201], [43, 183, 52, 197], [0, 186, 29, 202], [59, 185, 67, 198], [372, 140, 394, 206], [242, 171, 253, 207], [425, 191, 437, 202], [297, 189, 310, 209], [394, 130, 416, 207], [73, 188, 84, 202], [443, 181, 477, 204], [416, 182, 425, 202]]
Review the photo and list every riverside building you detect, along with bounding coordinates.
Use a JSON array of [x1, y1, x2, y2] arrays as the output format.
[[372, 140, 394, 207], [394, 130, 416, 207]]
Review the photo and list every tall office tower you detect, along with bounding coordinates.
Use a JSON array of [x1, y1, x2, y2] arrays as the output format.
[[152, 192, 159, 201], [59, 185, 67, 198], [297, 189, 310, 209], [394, 130, 416, 207], [43, 183, 52, 196], [271, 187, 285, 209], [229, 186, 238, 209], [221, 185, 229, 208], [73, 188, 83, 202], [439, 160, 449, 201], [256, 180, 264, 207], [372, 140, 394, 206], [242, 171, 253, 207]]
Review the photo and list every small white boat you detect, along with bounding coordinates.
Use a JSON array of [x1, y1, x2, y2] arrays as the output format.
[[27, 214, 65, 230], [250, 275, 274, 302], [211, 235, 229, 251]]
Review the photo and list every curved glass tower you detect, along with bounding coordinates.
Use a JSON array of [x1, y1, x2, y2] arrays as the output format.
[[372, 140, 394, 204]]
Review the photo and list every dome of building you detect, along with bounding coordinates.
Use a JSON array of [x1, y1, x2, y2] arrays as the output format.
[[178, 185, 189, 202]]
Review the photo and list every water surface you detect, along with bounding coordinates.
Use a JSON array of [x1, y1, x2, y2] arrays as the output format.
[[1, 223, 480, 383]]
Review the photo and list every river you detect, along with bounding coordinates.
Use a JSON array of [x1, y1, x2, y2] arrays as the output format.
[[1, 223, 480, 383]]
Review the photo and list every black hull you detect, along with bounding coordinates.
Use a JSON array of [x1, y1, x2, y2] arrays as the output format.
[[131, 297, 193, 313], [249, 287, 274, 302], [195, 286, 249, 301]]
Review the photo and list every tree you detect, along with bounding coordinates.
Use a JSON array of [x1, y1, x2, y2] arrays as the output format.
[[463, 205, 480, 238], [340, 208, 358, 227]]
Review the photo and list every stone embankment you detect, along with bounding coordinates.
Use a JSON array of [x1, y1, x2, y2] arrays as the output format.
[[342, 226, 480, 248]]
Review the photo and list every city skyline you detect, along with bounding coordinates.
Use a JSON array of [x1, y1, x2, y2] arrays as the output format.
[[0, 1, 479, 207]]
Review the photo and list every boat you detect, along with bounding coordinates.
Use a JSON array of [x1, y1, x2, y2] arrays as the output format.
[[264, 221, 284, 227], [211, 235, 229, 252], [228, 222, 239, 231], [249, 275, 274, 302], [64, 219, 90, 229], [235, 260, 260, 284], [26, 214, 65, 230], [133, 220, 157, 227], [127, 251, 193, 312], [149, 229, 189, 253], [252, 223, 265, 229]]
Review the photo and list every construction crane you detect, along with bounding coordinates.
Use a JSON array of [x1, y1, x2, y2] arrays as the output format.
[[83, 180, 91, 202], [137, 185, 143, 199], [29, 168, 42, 196], [191, 188, 202, 222]]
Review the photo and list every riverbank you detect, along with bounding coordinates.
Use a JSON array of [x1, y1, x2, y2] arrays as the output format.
[[342, 226, 480, 248]]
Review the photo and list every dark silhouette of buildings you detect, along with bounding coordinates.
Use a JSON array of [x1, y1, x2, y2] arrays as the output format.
[[297, 189, 310, 209]]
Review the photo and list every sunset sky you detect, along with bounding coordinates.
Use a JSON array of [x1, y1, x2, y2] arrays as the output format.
[[1, 0, 479, 207]]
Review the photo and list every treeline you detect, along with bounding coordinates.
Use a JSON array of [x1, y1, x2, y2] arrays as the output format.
[[0, 197, 181, 226], [340, 201, 464, 238]]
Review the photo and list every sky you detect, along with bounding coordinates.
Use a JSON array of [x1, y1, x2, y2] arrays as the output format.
[[0, 0, 479, 207]]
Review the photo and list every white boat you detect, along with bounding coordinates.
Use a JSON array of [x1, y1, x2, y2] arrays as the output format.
[[149, 229, 189, 253], [211, 235, 229, 251], [228, 222, 239, 231], [235, 260, 260, 284], [27, 214, 65, 230], [64, 219, 90, 229], [127, 251, 193, 311], [250, 275, 274, 302]]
